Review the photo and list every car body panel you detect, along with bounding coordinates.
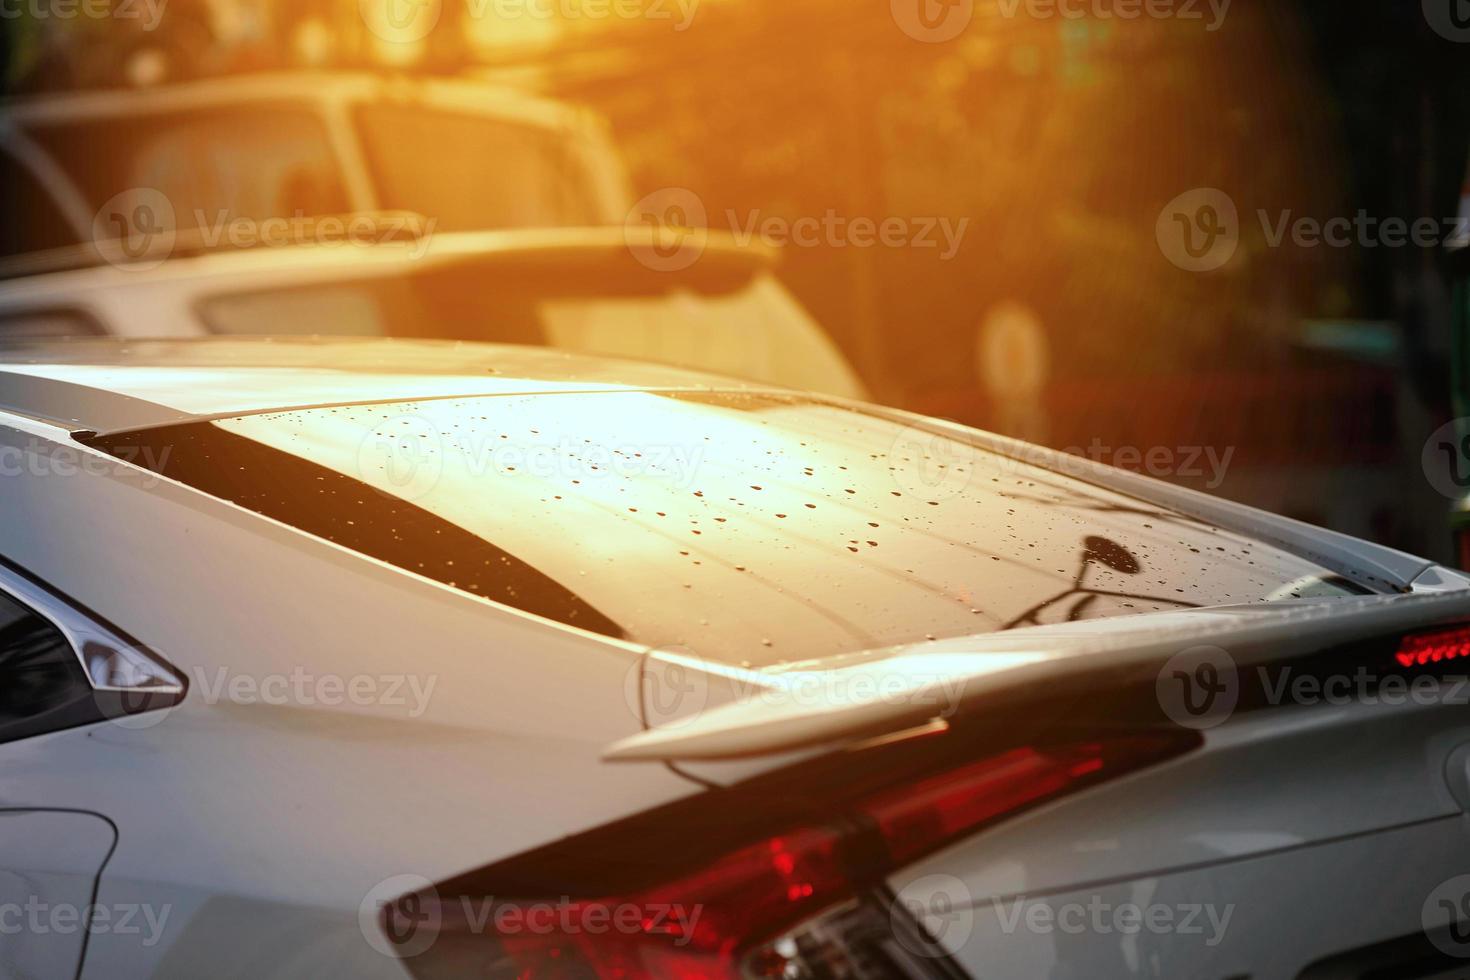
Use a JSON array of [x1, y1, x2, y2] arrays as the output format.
[[887, 695, 1470, 905], [901, 816, 1470, 980], [0, 410, 701, 977], [0, 810, 116, 979]]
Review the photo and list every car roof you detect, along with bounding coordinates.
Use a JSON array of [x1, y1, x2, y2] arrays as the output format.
[[0, 338, 772, 435]]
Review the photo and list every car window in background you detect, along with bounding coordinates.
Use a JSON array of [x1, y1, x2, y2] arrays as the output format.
[[0, 148, 82, 257], [196, 261, 867, 398], [203, 285, 391, 337], [23, 107, 351, 234], [353, 106, 600, 229], [88, 392, 1372, 666], [535, 275, 865, 399], [0, 310, 104, 340]]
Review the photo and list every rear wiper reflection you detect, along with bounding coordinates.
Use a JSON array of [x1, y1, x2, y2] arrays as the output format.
[[1003, 535, 1199, 629]]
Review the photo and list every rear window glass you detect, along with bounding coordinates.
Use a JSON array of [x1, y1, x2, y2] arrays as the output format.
[[87, 391, 1372, 666]]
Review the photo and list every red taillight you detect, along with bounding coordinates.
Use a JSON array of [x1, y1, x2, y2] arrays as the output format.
[[1395, 625, 1470, 668], [493, 824, 851, 978], [862, 744, 1110, 868], [398, 734, 1189, 979]]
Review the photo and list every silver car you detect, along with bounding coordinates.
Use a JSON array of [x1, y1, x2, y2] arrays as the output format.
[[1, 338, 1468, 978]]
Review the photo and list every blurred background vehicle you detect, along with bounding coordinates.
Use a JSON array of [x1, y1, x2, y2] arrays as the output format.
[[0, 224, 868, 398], [3, 0, 1470, 565], [0, 70, 631, 258]]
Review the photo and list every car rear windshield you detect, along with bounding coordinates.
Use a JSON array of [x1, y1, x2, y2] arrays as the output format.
[[85, 391, 1373, 666]]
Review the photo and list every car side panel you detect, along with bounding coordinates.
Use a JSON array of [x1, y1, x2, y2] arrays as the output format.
[[902, 817, 1469, 980]]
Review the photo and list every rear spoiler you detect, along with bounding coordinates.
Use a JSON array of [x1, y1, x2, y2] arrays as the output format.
[[607, 407, 1465, 763], [605, 589, 1470, 762]]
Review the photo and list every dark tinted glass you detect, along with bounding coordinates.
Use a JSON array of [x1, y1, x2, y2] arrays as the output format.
[[0, 590, 91, 731]]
